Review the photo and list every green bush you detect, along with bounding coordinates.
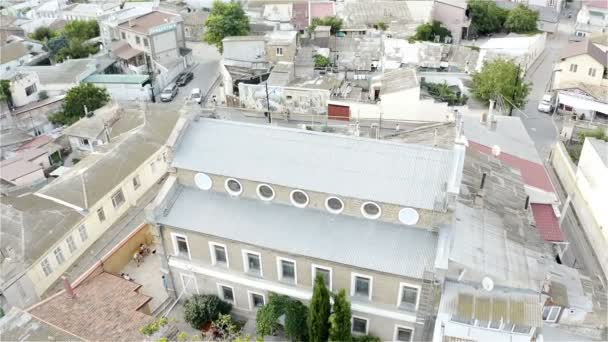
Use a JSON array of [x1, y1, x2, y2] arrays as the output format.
[[412, 20, 452, 42], [139, 317, 168, 336], [184, 294, 232, 329], [352, 335, 382, 342], [309, 16, 343, 34], [314, 54, 330, 68]]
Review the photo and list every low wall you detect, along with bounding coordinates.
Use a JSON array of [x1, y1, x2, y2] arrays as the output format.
[[551, 142, 608, 279], [103, 225, 154, 274]]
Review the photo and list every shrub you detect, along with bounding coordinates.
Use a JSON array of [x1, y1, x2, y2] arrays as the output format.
[[139, 316, 168, 336], [38, 90, 48, 100], [352, 335, 382, 342], [184, 294, 232, 329], [314, 54, 330, 68]]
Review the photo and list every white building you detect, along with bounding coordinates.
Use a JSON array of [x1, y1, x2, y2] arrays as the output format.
[[476, 33, 547, 73]]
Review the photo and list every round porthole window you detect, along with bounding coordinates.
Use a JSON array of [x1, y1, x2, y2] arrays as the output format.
[[225, 178, 243, 196], [361, 202, 381, 219], [256, 184, 275, 201], [194, 173, 212, 190], [325, 196, 344, 214], [399, 208, 419, 225], [290, 190, 309, 208]]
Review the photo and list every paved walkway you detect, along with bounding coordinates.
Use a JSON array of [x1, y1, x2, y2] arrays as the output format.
[[44, 182, 162, 297]]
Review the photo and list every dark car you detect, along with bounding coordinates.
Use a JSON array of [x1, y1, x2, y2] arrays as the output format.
[[176, 71, 193, 86]]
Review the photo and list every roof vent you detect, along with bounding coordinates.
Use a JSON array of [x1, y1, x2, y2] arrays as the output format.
[[491, 145, 501, 157], [482, 276, 494, 292], [398, 208, 419, 225]]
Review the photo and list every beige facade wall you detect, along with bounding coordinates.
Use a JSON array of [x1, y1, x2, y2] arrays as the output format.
[[555, 54, 605, 88], [175, 168, 448, 230], [265, 42, 296, 64], [27, 146, 170, 296]]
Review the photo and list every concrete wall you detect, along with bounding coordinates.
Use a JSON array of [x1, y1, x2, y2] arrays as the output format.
[[266, 41, 296, 64], [152, 30, 181, 65], [576, 139, 608, 240], [89, 82, 152, 102], [550, 142, 608, 278], [25, 146, 170, 298], [223, 40, 266, 63], [380, 88, 453, 122], [103, 224, 154, 274], [432, 2, 467, 44], [238, 83, 330, 115], [555, 54, 605, 88], [10, 72, 41, 107], [175, 168, 447, 230], [13, 168, 45, 186]]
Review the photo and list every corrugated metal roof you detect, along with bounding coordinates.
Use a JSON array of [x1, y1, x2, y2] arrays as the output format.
[[172, 119, 455, 211], [158, 186, 438, 279], [530, 203, 564, 242]]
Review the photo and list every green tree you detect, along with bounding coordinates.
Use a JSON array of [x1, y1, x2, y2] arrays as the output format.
[[256, 294, 308, 341], [413, 20, 452, 42], [63, 20, 100, 41], [376, 21, 388, 31], [183, 294, 232, 330], [308, 275, 331, 342], [47, 35, 68, 56], [309, 16, 343, 34], [471, 59, 530, 110], [285, 300, 308, 341], [50, 83, 109, 126], [0, 80, 12, 108], [329, 289, 352, 342], [314, 54, 330, 68], [468, 0, 508, 34], [203, 0, 250, 52], [29, 26, 56, 41], [505, 5, 539, 33]]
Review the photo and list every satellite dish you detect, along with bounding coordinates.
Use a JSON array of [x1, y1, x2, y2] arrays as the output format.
[[491, 145, 501, 157], [398, 208, 419, 225], [482, 277, 494, 292], [194, 173, 212, 190]]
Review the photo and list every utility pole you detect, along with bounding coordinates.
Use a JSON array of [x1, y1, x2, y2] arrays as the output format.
[[145, 54, 156, 103], [265, 81, 271, 124], [509, 63, 521, 116]]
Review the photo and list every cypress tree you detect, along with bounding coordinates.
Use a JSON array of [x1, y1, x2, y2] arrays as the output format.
[[329, 289, 352, 341], [308, 274, 331, 341]]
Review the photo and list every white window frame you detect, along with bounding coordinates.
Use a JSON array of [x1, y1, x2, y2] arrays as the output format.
[[54, 247, 65, 265], [276, 47, 283, 56], [289, 189, 309, 208], [66, 235, 77, 254], [242, 249, 263, 276], [171, 233, 191, 260], [543, 305, 561, 323], [351, 273, 373, 300], [41, 258, 52, 276], [393, 325, 414, 342], [360, 201, 382, 219], [276, 256, 297, 284], [351, 315, 369, 335], [396, 282, 421, 311], [217, 283, 236, 305], [224, 178, 243, 196], [111, 189, 125, 209], [569, 63, 577, 72], [97, 207, 106, 222], [325, 196, 344, 214], [78, 225, 88, 242], [180, 273, 199, 295], [209, 241, 229, 268], [588, 67, 596, 77], [132, 175, 141, 190], [311, 264, 333, 291], [256, 184, 275, 201], [247, 290, 266, 310]]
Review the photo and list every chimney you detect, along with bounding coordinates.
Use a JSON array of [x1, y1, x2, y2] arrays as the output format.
[[62, 276, 76, 299], [128, 18, 134, 27]]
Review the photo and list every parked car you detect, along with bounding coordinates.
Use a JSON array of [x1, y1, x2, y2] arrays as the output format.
[[537, 94, 553, 113], [160, 83, 178, 102], [190, 88, 203, 104], [176, 72, 193, 86]]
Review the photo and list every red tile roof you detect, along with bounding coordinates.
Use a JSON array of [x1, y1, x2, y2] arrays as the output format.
[[292, 3, 308, 29], [531, 203, 564, 242], [468, 141, 555, 193], [310, 2, 335, 19]]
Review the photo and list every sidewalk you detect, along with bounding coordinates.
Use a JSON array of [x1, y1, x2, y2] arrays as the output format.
[[43, 182, 163, 297]]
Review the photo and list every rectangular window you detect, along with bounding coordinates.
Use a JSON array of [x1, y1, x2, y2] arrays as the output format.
[[243, 250, 262, 276], [277, 257, 296, 284], [569, 64, 577, 72], [209, 242, 228, 267], [249, 291, 266, 309], [121, 32, 126, 39], [276, 47, 283, 56], [66, 235, 77, 253], [78, 225, 88, 242], [136, 36, 141, 44], [395, 326, 413, 342], [397, 283, 420, 311], [542, 306, 561, 323], [312, 264, 332, 290], [132, 175, 141, 190], [352, 316, 368, 334], [111, 189, 125, 209], [351, 274, 372, 300], [54, 247, 65, 264], [25, 84, 37, 96], [218, 284, 235, 304], [97, 207, 106, 222], [143, 38, 149, 47], [41, 258, 52, 276], [173, 234, 190, 259], [588, 68, 597, 77]]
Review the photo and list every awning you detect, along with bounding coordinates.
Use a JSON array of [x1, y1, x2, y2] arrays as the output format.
[[113, 42, 143, 61], [557, 91, 608, 113]]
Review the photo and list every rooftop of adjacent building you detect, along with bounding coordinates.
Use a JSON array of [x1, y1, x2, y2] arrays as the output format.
[[560, 38, 608, 67], [117, 10, 182, 35], [0, 307, 82, 341]]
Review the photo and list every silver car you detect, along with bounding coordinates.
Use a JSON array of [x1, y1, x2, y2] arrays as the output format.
[[160, 83, 178, 102], [537, 94, 553, 113]]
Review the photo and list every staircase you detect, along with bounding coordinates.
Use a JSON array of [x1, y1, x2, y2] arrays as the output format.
[[414, 270, 441, 341]]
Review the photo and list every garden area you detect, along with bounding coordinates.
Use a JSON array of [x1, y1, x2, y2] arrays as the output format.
[[565, 128, 608, 164], [421, 80, 468, 106]]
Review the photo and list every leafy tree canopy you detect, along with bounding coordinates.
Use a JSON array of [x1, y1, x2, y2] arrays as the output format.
[[505, 5, 539, 33], [468, 0, 508, 34], [471, 59, 530, 110], [314, 54, 330, 68], [203, 0, 250, 52], [256, 294, 308, 341], [29, 26, 57, 41], [63, 20, 100, 41], [183, 294, 232, 330], [50, 83, 109, 126], [309, 16, 343, 34], [413, 20, 452, 42]]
